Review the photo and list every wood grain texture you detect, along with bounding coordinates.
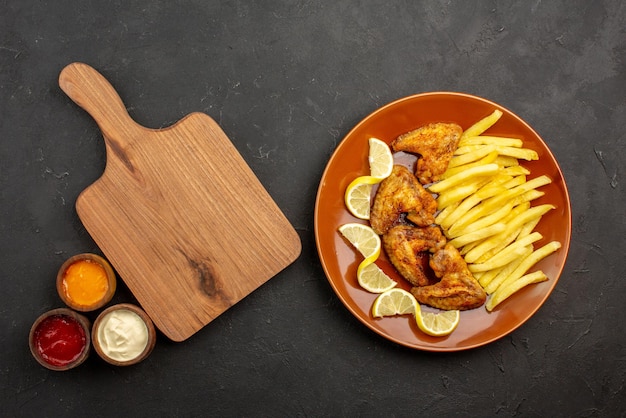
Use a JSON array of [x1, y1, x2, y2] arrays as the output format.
[[59, 62, 301, 341]]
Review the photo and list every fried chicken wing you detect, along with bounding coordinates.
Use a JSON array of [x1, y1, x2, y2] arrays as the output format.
[[391, 122, 463, 184], [410, 243, 486, 310], [370, 165, 437, 235], [382, 225, 446, 287]]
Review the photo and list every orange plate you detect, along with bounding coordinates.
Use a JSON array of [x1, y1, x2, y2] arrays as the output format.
[[314, 92, 572, 352]]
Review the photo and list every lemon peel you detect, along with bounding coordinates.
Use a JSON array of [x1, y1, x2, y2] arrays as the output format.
[[338, 223, 396, 293]]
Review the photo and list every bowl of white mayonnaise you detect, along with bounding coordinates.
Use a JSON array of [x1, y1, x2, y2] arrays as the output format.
[[92, 303, 156, 366]]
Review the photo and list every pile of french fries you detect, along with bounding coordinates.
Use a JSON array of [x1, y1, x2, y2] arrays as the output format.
[[428, 110, 561, 312]]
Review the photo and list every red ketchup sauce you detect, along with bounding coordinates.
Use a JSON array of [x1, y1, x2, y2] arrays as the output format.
[[32, 314, 87, 367]]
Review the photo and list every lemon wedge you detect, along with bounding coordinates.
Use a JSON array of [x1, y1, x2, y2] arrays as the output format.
[[344, 138, 393, 220], [415, 307, 460, 337], [356, 261, 396, 293], [371, 288, 417, 318], [368, 137, 394, 179], [344, 178, 376, 220], [338, 223, 381, 260]]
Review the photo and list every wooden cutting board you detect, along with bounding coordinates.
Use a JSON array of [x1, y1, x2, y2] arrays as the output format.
[[59, 62, 301, 342]]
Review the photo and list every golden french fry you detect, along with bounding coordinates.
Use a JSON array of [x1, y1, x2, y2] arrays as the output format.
[[471, 225, 523, 265], [439, 174, 513, 229], [448, 202, 513, 238], [450, 175, 551, 233], [500, 165, 530, 176], [472, 173, 515, 197], [447, 182, 522, 234], [441, 150, 499, 179], [480, 245, 533, 290], [468, 232, 542, 272], [441, 151, 499, 179], [502, 174, 528, 189], [436, 177, 491, 210], [455, 146, 536, 162], [492, 241, 562, 294], [477, 265, 502, 288], [486, 271, 548, 311], [483, 245, 534, 294], [440, 191, 489, 230], [511, 189, 545, 206], [461, 109, 503, 139], [465, 203, 553, 264], [434, 201, 459, 226], [428, 163, 499, 194], [495, 146, 539, 161], [446, 203, 513, 238], [459, 239, 481, 255], [459, 135, 523, 148], [471, 214, 527, 263], [494, 155, 519, 167], [447, 144, 498, 168], [517, 216, 541, 239], [454, 145, 502, 155], [449, 223, 506, 248], [454, 145, 481, 155]]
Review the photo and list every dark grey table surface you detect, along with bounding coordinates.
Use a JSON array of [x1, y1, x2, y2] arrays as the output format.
[[2, 1, 625, 416]]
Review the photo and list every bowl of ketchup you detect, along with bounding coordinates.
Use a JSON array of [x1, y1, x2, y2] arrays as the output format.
[[29, 308, 91, 371]]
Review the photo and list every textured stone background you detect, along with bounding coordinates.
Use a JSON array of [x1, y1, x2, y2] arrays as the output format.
[[2, 1, 625, 416]]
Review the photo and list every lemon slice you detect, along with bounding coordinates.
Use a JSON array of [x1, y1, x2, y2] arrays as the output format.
[[368, 138, 394, 179], [415, 307, 460, 337], [344, 178, 375, 220], [338, 223, 381, 260], [344, 139, 393, 219], [371, 288, 418, 318], [356, 261, 396, 293]]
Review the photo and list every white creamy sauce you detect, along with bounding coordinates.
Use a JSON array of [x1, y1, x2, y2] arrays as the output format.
[[97, 309, 148, 361]]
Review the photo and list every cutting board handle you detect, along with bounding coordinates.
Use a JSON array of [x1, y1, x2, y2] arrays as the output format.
[[59, 62, 142, 146]]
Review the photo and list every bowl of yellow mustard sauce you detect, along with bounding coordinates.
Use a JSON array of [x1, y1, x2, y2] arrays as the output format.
[[56, 253, 117, 312]]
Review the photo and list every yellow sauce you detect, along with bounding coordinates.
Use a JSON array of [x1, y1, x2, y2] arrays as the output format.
[[97, 309, 148, 362], [62, 259, 109, 307]]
